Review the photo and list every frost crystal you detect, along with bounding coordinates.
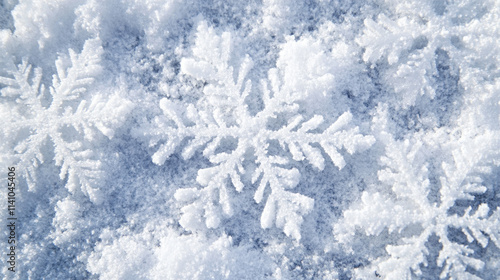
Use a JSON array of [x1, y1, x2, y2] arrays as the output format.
[[3, 0, 499, 278], [0, 38, 134, 203], [137, 21, 375, 240], [335, 107, 500, 279]]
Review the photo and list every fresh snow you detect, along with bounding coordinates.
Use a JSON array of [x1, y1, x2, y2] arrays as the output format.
[[1, 0, 499, 279]]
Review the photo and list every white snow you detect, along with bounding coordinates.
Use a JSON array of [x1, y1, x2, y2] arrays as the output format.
[[1, 0, 499, 279]]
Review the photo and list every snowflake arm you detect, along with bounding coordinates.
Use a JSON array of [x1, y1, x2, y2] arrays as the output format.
[[175, 143, 247, 230], [49, 38, 103, 108], [357, 14, 421, 65]]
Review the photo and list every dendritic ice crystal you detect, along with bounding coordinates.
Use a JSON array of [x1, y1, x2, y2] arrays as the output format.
[[135, 21, 375, 240], [335, 107, 500, 279], [0, 39, 133, 203], [2, 0, 500, 279]]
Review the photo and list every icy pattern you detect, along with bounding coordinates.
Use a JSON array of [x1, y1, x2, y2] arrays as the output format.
[[0, 0, 499, 279]]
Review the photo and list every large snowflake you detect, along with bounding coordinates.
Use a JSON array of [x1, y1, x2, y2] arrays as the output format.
[[136, 21, 375, 240], [0, 38, 134, 203]]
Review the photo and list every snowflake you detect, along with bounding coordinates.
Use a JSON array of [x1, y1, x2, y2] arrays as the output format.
[[335, 107, 500, 279], [0, 38, 134, 203], [136, 21, 375, 240]]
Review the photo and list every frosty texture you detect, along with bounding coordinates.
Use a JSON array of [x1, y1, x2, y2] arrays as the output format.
[[0, 0, 499, 279]]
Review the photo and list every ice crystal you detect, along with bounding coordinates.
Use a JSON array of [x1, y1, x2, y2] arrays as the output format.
[[136, 21, 375, 239], [0, 38, 133, 202], [335, 107, 500, 279]]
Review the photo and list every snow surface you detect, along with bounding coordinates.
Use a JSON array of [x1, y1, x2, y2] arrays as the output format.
[[1, 0, 499, 279]]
